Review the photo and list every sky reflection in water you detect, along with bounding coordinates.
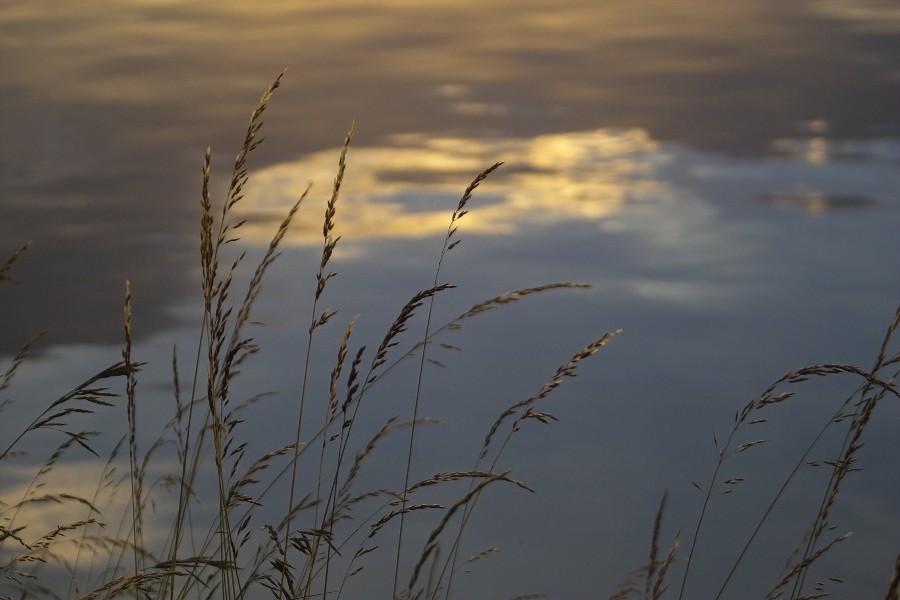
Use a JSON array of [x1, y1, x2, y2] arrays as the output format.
[[234, 127, 898, 248], [1, 1, 899, 598]]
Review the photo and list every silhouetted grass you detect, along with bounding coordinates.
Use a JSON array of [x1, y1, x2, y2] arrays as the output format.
[[1, 74, 897, 600]]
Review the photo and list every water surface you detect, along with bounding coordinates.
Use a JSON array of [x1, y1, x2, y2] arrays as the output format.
[[1, 1, 898, 598]]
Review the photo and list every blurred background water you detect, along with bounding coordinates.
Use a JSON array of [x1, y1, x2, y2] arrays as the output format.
[[1, 1, 898, 598]]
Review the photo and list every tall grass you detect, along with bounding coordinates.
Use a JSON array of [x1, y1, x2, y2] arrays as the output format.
[[1, 74, 898, 600]]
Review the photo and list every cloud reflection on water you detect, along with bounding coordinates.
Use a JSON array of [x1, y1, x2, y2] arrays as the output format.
[[234, 128, 662, 249], [231, 127, 893, 255]]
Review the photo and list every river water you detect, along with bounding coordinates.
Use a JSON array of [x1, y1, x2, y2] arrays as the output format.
[[1, 1, 898, 598]]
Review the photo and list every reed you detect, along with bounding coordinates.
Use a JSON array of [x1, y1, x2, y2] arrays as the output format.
[[1, 74, 897, 600]]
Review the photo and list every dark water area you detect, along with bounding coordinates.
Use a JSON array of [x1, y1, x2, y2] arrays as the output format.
[[1, 1, 899, 599]]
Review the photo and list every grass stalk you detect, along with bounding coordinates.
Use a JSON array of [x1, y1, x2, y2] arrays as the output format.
[[392, 161, 503, 599], [123, 280, 144, 576]]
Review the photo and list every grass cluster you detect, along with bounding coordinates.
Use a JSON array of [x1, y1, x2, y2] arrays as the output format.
[[1, 74, 899, 600]]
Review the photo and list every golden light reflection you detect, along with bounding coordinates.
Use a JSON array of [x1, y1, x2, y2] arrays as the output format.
[[234, 128, 667, 248], [0, 460, 174, 566], [1, 0, 776, 116]]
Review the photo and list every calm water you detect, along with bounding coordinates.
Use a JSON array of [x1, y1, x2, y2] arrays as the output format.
[[2, 1, 899, 598]]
